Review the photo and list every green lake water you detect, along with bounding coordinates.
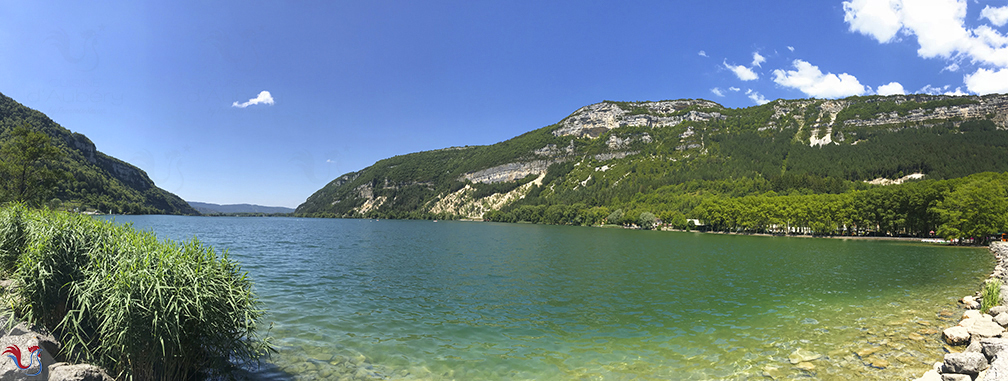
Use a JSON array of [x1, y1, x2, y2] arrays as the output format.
[[101, 216, 991, 380]]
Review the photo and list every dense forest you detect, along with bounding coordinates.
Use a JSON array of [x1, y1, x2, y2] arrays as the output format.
[[0, 92, 198, 215], [297, 94, 1008, 242]]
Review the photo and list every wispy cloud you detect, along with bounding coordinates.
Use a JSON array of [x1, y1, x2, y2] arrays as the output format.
[[787, 46, 795, 52], [232, 90, 275, 108], [752, 52, 766, 68], [723, 60, 758, 81], [710, 87, 725, 97], [698, 50, 708, 57], [746, 89, 770, 105], [728, 87, 740, 92], [981, 5, 1008, 27], [772, 59, 867, 98]]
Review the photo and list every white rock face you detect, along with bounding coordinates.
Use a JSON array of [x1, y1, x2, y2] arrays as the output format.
[[463, 161, 551, 184], [553, 100, 724, 138]]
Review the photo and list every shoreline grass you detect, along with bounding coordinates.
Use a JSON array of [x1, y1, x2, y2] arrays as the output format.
[[0, 203, 271, 380]]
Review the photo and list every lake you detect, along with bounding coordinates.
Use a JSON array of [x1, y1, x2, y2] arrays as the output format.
[[99, 216, 990, 380]]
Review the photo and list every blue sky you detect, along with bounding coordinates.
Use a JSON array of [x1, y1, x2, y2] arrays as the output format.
[[2, 1, 1007, 208]]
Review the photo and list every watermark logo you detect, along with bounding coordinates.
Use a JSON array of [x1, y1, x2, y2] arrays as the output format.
[[3, 345, 43, 376]]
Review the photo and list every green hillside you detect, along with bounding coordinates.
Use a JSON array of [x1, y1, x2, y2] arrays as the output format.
[[296, 94, 1008, 240], [0, 92, 198, 215]]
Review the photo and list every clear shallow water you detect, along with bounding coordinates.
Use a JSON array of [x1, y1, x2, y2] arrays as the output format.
[[100, 216, 991, 380]]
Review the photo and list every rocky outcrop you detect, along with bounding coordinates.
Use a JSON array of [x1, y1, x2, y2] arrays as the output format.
[[553, 100, 725, 138], [842, 94, 1008, 130], [429, 173, 545, 219], [463, 161, 552, 184], [65, 132, 153, 192], [0, 280, 113, 381]]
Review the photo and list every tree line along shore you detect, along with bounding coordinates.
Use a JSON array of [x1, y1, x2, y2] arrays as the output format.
[[483, 171, 1008, 245]]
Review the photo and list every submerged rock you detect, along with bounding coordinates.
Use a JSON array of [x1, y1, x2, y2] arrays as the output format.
[[788, 348, 821, 364], [762, 364, 784, 379], [963, 296, 980, 310], [794, 362, 815, 371], [856, 346, 881, 358], [867, 357, 890, 369]]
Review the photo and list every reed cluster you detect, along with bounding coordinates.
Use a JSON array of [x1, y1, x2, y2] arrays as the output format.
[[983, 278, 1003, 314], [0, 204, 271, 380]]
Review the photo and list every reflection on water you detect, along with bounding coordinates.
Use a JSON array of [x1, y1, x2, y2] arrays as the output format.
[[102, 216, 990, 380]]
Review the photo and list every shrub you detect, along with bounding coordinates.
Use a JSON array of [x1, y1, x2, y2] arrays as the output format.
[[982, 278, 1002, 314], [1, 206, 271, 380]]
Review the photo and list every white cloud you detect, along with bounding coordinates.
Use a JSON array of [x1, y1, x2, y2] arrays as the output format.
[[772, 59, 868, 98], [729, 87, 741, 92], [232, 90, 275, 108], [711, 87, 725, 97], [944, 87, 969, 96], [787, 46, 795, 52], [752, 52, 766, 67], [919, 84, 946, 94], [724, 60, 759, 81], [964, 67, 1008, 94], [877, 81, 906, 95], [698, 50, 708, 57], [747, 90, 770, 105], [843, 0, 904, 43], [981, 5, 1008, 27], [843, 0, 1008, 67], [942, 62, 960, 72]]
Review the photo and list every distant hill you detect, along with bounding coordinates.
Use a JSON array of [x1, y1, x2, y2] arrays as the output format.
[[0, 92, 198, 215], [188, 202, 294, 215], [296, 94, 1008, 223]]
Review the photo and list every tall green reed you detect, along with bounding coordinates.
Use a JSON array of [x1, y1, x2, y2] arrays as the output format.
[[982, 278, 1002, 314], [0, 205, 271, 380]]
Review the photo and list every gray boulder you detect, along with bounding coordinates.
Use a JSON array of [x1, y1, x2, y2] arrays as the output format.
[[982, 337, 1008, 361], [988, 355, 1008, 381], [47, 363, 114, 381], [944, 352, 989, 375], [0, 322, 58, 380], [967, 316, 1005, 338], [991, 306, 1008, 316], [966, 339, 984, 353], [996, 312, 1008, 327]]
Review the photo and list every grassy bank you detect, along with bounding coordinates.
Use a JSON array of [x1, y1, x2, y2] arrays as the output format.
[[0, 204, 271, 380]]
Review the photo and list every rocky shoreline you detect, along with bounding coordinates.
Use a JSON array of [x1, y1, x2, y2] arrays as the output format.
[[914, 241, 1008, 381], [0, 280, 113, 381]]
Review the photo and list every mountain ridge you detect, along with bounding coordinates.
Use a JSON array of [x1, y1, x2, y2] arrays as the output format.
[[188, 201, 294, 215], [296, 93, 1008, 223], [0, 92, 198, 215]]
